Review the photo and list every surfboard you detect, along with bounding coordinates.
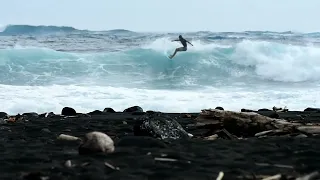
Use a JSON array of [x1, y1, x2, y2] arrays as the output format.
[[164, 51, 172, 59]]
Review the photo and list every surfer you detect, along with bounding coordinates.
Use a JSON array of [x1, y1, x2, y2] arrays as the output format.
[[169, 35, 193, 59]]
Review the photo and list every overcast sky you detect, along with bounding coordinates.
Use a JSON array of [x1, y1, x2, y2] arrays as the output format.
[[0, 0, 319, 32]]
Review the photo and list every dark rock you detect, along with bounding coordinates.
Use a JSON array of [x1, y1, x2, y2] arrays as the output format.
[[41, 128, 51, 133], [215, 106, 224, 110], [76, 113, 91, 118], [47, 112, 55, 118], [268, 112, 280, 119], [103, 107, 116, 113], [241, 108, 254, 112], [87, 110, 103, 115], [146, 110, 157, 114], [39, 112, 55, 118], [117, 136, 168, 148], [0, 119, 7, 124], [132, 112, 146, 115], [0, 112, 8, 119], [134, 112, 191, 140], [124, 106, 143, 113], [61, 107, 76, 116], [22, 171, 48, 180], [304, 107, 320, 112], [258, 108, 272, 112], [78, 131, 115, 155], [22, 112, 39, 119], [182, 114, 192, 118]]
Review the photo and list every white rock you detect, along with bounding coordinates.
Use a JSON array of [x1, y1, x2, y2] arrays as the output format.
[[79, 131, 114, 154]]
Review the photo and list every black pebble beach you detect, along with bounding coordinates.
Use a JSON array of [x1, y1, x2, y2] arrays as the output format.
[[0, 106, 319, 180]]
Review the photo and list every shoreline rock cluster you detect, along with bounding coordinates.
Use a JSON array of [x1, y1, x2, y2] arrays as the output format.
[[0, 105, 319, 180]]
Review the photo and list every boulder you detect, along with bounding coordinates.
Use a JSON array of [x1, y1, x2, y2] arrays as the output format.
[[134, 112, 191, 140], [304, 107, 320, 112], [103, 108, 116, 113], [61, 107, 76, 116], [124, 106, 143, 113], [0, 112, 8, 119], [79, 131, 114, 155], [87, 110, 103, 115]]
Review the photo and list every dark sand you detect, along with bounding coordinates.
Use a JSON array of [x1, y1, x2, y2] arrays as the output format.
[[0, 108, 319, 180]]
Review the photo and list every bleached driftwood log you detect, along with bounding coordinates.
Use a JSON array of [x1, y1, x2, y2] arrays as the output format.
[[195, 109, 297, 137]]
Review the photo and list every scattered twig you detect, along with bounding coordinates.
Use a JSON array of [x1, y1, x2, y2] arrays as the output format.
[[262, 174, 282, 180], [57, 134, 80, 141], [216, 171, 224, 180], [296, 171, 319, 180], [154, 157, 178, 162], [255, 162, 294, 169], [104, 162, 120, 170]]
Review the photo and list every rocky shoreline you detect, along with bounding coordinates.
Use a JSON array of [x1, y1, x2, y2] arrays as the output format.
[[0, 106, 319, 180]]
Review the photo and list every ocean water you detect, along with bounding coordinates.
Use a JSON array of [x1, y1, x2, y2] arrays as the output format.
[[0, 25, 320, 114]]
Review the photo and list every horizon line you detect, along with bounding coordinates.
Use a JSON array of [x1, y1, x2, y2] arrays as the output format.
[[1, 23, 319, 34]]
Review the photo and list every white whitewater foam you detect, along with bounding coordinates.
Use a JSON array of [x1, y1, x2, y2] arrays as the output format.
[[230, 40, 320, 82], [0, 24, 7, 32], [0, 84, 319, 115]]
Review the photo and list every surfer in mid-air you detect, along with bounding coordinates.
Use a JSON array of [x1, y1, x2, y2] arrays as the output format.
[[169, 35, 193, 59]]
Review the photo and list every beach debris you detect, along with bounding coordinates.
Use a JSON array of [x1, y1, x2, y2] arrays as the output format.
[[104, 161, 120, 170], [195, 109, 296, 137], [7, 116, 16, 123], [217, 128, 237, 140], [78, 131, 114, 155], [255, 162, 294, 169], [297, 126, 320, 135], [81, 162, 90, 167], [216, 171, 224, 180], [296, 171, 319, 180], [57, 134, 80, 141], [273, 106, 288, 112], [154, 157, 178, 162], [204, 134, 219, 140], [64, 160, 72, 168], [262, 174, 282, 180], [254, 129, 288, 137]]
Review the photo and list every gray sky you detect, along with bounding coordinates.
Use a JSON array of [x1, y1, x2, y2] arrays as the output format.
[[0, 0, 319, 32]]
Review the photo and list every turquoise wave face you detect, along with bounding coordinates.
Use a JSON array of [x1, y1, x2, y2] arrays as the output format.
[[0, 45, 249, 88], [1, 37, 320, 89]]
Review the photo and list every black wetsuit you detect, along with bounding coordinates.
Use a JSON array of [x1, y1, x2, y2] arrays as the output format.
[[179, 37, 187, 50]]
